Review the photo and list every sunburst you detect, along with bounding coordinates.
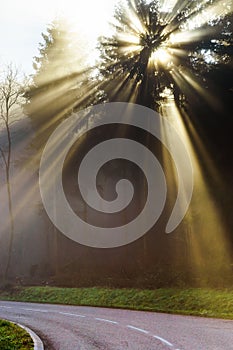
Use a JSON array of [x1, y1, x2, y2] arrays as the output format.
[[98, 0, 232, 109], [96, 0, 233, 282]]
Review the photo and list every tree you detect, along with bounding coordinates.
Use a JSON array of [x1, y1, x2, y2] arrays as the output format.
[[95, 0, 233, 282], [24, 17, 93, 277], [25, 17, 88, 151], [97, 0, 233, 111], [0, 64, 25, 280]]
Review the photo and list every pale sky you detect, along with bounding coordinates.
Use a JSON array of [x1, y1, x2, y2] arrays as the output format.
[[0, 0, 117, 75]]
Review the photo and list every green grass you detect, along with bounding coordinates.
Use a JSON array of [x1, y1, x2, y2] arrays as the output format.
[[0, 319, 34, 350], [0, 286, 233, 319]]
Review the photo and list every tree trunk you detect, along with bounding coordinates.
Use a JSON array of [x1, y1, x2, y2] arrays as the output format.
[[4, 172, 14, 280], [3, 116, 14, 280]]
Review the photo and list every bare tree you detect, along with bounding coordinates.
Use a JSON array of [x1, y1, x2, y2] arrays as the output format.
[[0, 64, 25, 280]]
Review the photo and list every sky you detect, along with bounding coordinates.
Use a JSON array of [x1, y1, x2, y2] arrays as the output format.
[[0, 0, 117, 75]]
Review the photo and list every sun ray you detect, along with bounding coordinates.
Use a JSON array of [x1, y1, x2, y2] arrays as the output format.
[[183, 0, 233, 31], [4, 0, 230, 285], [160, 98, 231, 282], [89, 0, 233, 285]]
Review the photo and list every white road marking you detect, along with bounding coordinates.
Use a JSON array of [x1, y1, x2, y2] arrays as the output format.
[[95, 317, 118, 324], [0, 306, 12, 309], [59, 312, 85, 318], [127, 325, 149, 334], [153, 335, 173, 347], [22, 308, 48, 313]]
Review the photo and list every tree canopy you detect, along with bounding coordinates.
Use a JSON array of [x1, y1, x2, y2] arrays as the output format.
[[97, 0, 233, 110], [25, 17, 88, 149]]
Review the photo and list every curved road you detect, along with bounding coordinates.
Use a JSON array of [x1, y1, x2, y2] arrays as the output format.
[[0, 301, 232, 349]]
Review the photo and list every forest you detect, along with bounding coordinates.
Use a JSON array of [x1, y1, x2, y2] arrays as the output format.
[[0, 0, 232, 289]]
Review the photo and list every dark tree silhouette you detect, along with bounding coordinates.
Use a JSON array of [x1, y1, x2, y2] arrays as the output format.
[[95, 0, 233, 285], [98, 0, 233, 111], [16, 2, 232, 287]]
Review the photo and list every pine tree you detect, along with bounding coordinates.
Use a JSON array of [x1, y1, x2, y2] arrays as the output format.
[[24, 18, 89, 277], [97, 0, 233, 111], [25, 17, 87, 149]]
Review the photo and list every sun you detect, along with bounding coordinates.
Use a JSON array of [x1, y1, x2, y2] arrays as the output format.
[[150, 48, 171, 65]]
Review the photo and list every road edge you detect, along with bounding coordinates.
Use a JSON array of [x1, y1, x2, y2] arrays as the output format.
[[16, 323, 44, 350]]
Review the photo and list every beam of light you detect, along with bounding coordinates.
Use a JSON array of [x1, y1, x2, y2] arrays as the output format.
[[160, 0, 191, 26], [99, 0, 233, 99], [171, 67, 223, 112], [159, 0, 178, 13], [28, 76, 108, 147], [2, 0, 231, 283], [159, 98, 231, 281], [182, 0, 233, 31], [94, 0, 232, 283], [25, 0, 232, 114], [0, 101, 96, 236], [125, 7, 147, 34], [119, 44, 143, 55], [169, 28, 214, 45], [117, 33, 141, 45]]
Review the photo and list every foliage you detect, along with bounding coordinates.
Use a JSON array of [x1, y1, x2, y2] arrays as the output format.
[[0, 286, 233, 319], [32, 19, 80, 83], [96, 0, 233, 245], [25, 17, 88, 149], [0, 319, 33, 350], [97, 0, 233, 110]]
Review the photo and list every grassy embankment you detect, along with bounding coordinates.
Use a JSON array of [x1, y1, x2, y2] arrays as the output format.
[[0, 319, 33, 350], [0, 286, 233, 319]]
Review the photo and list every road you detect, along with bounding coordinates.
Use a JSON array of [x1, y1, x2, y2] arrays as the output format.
[[0, 301, 232, 349]]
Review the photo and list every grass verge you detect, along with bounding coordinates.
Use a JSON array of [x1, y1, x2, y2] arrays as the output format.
[[0, 319, 34, 350], [0, 286, 233, 319]]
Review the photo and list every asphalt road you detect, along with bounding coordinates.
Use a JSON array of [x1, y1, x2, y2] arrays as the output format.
[[0, 301, 232, 350]]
